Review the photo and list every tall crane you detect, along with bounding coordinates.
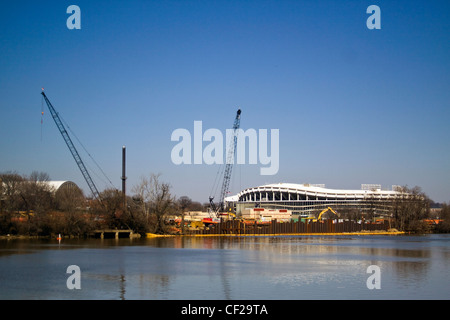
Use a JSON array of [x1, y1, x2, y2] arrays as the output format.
[[209, 109, 241, 217], [41, 90, 101, 201]]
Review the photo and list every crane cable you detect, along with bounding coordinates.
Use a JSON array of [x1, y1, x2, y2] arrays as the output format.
[[40, 94, 116, 190], [41, 95, 44, 141], [209, 109, 241, 205], [210, 161, 225, 200], [60, 114, 117, 190]]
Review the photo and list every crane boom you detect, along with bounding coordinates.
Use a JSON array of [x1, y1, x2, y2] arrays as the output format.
[[41, 91, 101, 200], [210, 109, 241, 216]]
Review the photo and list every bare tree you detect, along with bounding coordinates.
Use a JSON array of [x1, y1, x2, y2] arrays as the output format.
[[132, 176, 151, 218], [133, 173, 176, 234], [93, 188, 124, 229], [56, 185, 91, 236], [0, 171, 57, 235], [436, 203, 450, 233], [124, 194, 151, 234], [178, 196, 193, 212], [189, 201, 205, 212], [0, 171, 24, 214], [0, 172, 25, 234], [17, 171, 54, 235], [337, 207, 362, 221], [391, 186, 430, 232]]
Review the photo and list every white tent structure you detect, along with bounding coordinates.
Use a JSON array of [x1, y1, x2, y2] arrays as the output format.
[[44, 181, 83, 197]]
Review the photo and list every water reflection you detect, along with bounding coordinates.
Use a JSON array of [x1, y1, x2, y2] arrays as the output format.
[[0, 234, 449, 299]]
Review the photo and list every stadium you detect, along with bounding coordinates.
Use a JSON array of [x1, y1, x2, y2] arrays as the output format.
[[227, 183, 406, 219]]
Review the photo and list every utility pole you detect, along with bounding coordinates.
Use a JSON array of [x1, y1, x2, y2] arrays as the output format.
[[121, 146, 127, 211]]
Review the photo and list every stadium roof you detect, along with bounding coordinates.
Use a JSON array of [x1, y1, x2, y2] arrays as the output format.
[[225, 182, 403, 203]]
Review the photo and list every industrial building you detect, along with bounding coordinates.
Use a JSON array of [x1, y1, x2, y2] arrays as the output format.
[[226, 183, 405, 218], [241, 208, 292, 222]]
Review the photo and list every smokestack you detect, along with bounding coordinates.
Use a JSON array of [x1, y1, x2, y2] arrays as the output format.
[[121, 146, 127, 209]]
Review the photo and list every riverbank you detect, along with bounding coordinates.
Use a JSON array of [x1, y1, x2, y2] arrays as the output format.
[[0, 234, 44, 240], [145, 229, 406, 238], [1, 229, 436, 240]]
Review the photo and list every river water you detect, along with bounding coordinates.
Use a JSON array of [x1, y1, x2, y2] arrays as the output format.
[[0, 234, 449, 300]]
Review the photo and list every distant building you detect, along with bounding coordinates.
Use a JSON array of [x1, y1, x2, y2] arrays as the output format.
[[226, 182, 406, 217], [39, 181, 84, 206], [45, 181, 83, 197], [183, 211, 211, 221], [241, 208, 292, 222]]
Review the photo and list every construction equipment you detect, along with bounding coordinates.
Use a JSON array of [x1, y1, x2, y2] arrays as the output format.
[[209, 109, 241, 218], [41, 90, 101, 201], [317, 207, 339, 220], [305, 207, 339, 222]]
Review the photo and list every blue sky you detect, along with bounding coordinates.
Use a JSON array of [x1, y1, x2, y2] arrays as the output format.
[[1, 0, 449, 203]]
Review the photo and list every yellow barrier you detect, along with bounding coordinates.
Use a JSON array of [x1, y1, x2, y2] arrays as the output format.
[[146, 233, 176, 238], [149, 231, 404, 237]]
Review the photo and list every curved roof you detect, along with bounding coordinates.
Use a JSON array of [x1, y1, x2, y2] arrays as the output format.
[[44, 181, 81, 193], [235, 182, 402, 201]]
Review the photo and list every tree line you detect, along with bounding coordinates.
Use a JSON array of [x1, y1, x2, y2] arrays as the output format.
[[0, 171, 448, 236], [338, 186, 433, 232], [0, 171, 207, 237]]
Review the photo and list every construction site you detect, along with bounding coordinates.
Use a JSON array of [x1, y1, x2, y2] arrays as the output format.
[[163, 109, 404, 236], [168, 201, 406, 234], [25, 90, 411, 237]]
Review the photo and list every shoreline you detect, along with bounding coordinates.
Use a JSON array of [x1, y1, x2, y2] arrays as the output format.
[[0, 234, 48, 240], [2, 230, 438, 240], [147, 230, 406, 237]]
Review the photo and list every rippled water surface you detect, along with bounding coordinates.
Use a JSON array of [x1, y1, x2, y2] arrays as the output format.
[[0, 234, 449, 299]]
